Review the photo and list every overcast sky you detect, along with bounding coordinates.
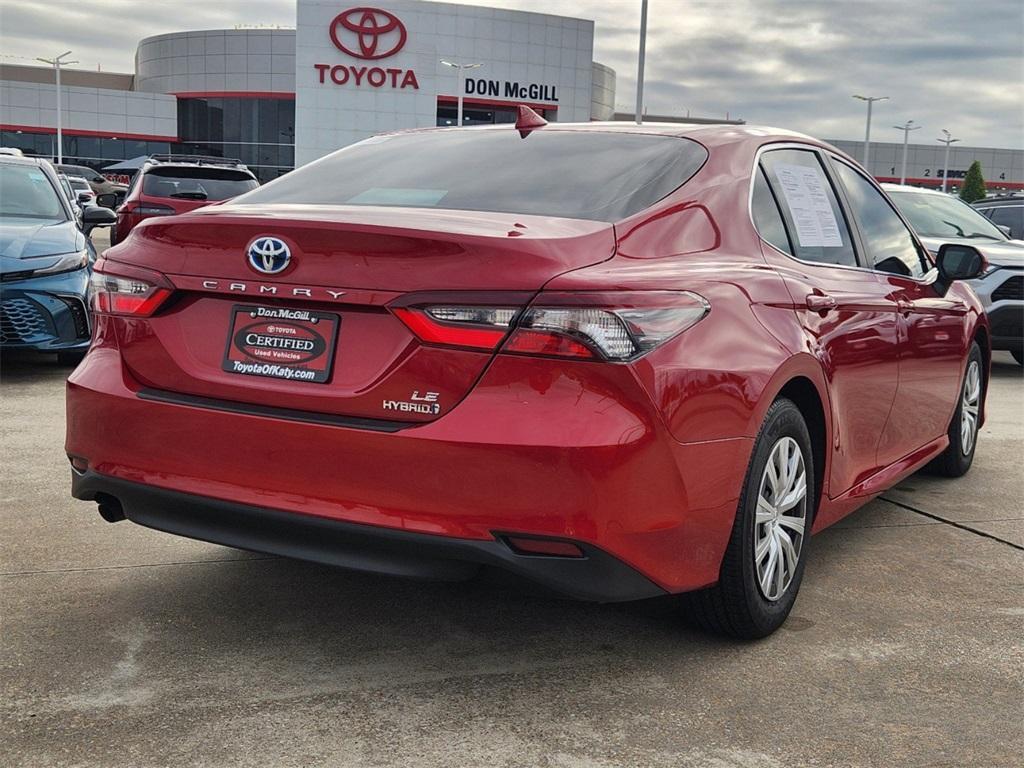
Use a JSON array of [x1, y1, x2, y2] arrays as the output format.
[[2, 0, 1021, 148]]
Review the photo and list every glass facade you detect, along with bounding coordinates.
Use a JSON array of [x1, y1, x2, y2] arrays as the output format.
[[177, 97, 295, 184], [0, 130, 171, 172], [1, 96, 296, 184], [436, 102, 555, 127]]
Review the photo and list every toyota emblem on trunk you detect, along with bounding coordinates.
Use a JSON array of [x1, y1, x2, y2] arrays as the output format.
[[247, 237, 292, 275]]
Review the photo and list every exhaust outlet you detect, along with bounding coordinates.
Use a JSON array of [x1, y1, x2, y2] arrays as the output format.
[[95, 493, 126, 523]]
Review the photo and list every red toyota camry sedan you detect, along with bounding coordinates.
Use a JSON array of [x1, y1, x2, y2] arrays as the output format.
[[67, 119, 989, 638]]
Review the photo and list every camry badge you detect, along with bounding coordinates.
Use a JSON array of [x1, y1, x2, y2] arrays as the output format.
[[247, 237, 292, 275]]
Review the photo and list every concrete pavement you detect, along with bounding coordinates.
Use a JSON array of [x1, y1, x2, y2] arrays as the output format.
[[1, 335, 1021, 766]]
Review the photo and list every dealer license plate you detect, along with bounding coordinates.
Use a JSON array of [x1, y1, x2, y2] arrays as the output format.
[[222, 305, 339, 384]]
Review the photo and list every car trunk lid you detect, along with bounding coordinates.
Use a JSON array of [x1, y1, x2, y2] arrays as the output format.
[[105, 205, 615, 424]]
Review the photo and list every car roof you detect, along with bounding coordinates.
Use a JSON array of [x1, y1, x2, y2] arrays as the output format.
[[141, 154, 252, 173], [0, 154, 52, 168], [387, 121, 838, 152], [880, 182, 951, 196], [973, 195, 1024, 206]]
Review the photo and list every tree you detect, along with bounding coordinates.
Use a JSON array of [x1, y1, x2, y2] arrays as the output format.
[[960, 161, 986, 203]]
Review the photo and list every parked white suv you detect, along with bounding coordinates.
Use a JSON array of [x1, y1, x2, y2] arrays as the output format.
[[884, 183, 1024, 365]]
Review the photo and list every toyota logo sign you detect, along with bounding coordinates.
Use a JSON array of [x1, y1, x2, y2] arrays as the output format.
[[329, 7, 407, 60], [247, 237, 292, 275]]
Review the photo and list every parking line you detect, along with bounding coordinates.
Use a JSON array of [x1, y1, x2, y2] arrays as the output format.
[[880, 496, 1024, 551]]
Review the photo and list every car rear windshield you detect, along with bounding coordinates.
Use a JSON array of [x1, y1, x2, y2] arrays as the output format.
[[0, 164, 67, 221], [143, 166, 258, 202], [234, 129, 709, 222]]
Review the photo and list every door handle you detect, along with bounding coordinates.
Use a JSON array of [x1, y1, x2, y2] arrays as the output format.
[[897, 299, 913, 316], [806, 294, 837, 311]]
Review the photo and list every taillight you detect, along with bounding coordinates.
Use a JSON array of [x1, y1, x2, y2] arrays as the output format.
[[393, 291, 708, 362], [392, 305, 519, 351], [89, 260, 173, 317], [121, 203, 176, 216]]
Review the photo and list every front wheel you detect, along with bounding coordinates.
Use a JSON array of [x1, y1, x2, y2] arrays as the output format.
[[930, 342, 984, 477], [681, 398, 814, 639]]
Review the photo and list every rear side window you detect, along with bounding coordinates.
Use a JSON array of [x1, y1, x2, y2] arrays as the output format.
[[988, 206, 1024, 239], [751, 168, 792, 255], [233, 130, 709, 222], [832, 161, 928, 279], [143, 166, 258, 201], [760, 149, 857, 267]]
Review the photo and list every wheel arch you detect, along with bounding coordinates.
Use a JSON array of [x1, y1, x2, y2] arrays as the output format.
[[774, 376, 827, 523], [971, 317, 991, 426], [749, 354, 833, 516]]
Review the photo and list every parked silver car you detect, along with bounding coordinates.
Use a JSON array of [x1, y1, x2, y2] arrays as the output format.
[[884, 183, 1023, 365]]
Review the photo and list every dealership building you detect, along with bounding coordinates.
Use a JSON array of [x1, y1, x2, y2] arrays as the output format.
[[1, 0, 1021, 190]]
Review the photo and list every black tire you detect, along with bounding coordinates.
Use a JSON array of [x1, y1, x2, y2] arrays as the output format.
[[1012, 349, 1023, 366], [930, 342, 984, 477], [681, 398, 814, 639]]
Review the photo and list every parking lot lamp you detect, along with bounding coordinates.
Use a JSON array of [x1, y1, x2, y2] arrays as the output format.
[[893, 120, 921, 184], [440, 60, 483, 127], [635, 0, 648, 125], [852, 94, 888, 170], [937, 129, 961, 192], [36, 51, 77, 164]]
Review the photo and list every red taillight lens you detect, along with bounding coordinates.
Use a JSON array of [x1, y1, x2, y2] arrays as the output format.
[[502, 328, 596, 359], [392, 305, 518, 351], [506, 292, 709, 361], [392, 291, 709, 362], [89, 261, 173, 317]]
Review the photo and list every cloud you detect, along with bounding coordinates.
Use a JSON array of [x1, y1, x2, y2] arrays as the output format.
[[1, 0, 1021, 147]]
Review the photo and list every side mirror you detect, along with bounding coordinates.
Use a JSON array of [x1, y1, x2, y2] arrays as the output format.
[[81, 205, 117, 235], [995, 224, 1012, 237], [77, 191, 93, 204], [95, 192, 118, 210], [935, 243, 985, 294]]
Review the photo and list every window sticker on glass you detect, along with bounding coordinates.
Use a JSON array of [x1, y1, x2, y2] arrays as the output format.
[[774, 164, 843, 248], [346, 188, 448, 206]]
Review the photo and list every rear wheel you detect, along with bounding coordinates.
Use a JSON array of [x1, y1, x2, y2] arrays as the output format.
[[681, 398, 813, 639], [931, 342, 983, 477]]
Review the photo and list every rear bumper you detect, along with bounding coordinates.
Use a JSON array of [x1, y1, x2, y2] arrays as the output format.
[[71, 469, 665, 602], [66, 347, 753, 594]]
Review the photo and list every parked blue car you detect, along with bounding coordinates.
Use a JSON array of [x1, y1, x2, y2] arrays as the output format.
[[0, 155, 115, 363]]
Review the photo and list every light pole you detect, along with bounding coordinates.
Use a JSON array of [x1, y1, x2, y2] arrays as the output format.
[[937, 129, 960, 192], [440, 60, 482, 127], [635, 0, 648, 125], [852, 94, 888, 170], [893, 120, 921, 184], [36, 51, 77, 164]]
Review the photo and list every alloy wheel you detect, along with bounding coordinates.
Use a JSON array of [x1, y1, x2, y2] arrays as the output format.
[[754, 436, 808, 601], [960, 360, 981, 456]]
